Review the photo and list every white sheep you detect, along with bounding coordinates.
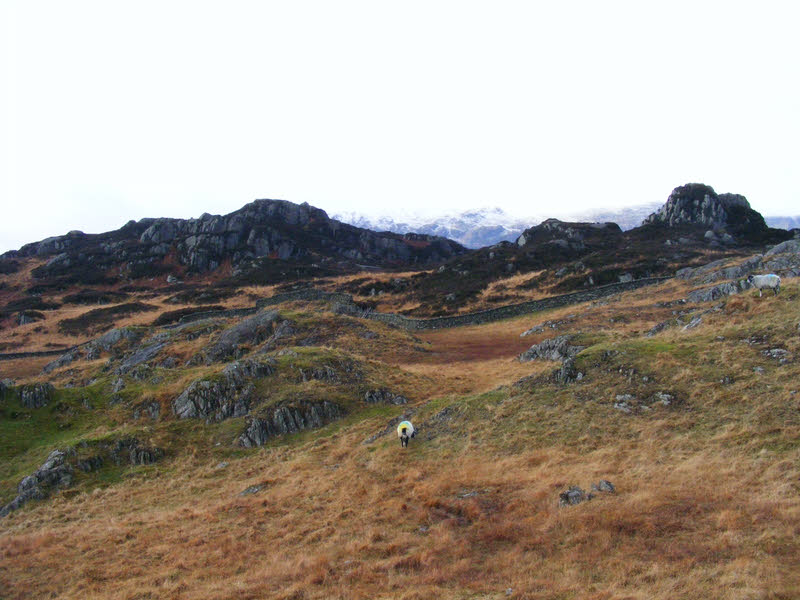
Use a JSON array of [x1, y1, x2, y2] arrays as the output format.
[[397, 420, 415, 448], [748, 274, 781, 297]]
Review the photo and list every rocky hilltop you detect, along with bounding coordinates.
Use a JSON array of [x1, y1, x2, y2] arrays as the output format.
[[642, 183, 769, 239], [3, 199, 466, 285], [335, 184, 793, 316], [515, 219, 622, 252]]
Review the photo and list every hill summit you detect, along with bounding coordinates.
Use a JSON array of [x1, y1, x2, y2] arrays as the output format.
[[643, 183, 768, 236], [3, 199, 466, 286]]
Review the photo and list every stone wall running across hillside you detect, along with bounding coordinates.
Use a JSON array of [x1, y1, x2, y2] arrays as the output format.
[[248, 277, 671, 331], [0, 349, 73, 362], [0, 277, 669, 361]]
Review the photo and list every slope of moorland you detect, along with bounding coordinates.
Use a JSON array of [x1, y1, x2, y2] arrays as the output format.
[[1, 184, 794, 329], [1, 235, 800, 599]]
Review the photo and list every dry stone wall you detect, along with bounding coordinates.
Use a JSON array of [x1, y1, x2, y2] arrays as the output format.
[[255, 278, 669, 331], [0, 277, 669, 361]]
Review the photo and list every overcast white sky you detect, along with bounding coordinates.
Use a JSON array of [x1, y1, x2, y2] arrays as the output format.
[[1, 1, 798, 253]]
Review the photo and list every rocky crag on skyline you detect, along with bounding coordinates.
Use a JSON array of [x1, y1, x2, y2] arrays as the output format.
[[1, 199, 466, 286], [335, 187, 798, 249], [642, 183, 771, 239], [0, 183, 794, 305]]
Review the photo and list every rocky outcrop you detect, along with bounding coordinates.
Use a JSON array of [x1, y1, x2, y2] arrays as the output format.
[[687, 281, 752, 303], [109, 438, 164, 466], [515, 219, 622, 252], [0, 450, 73, 517], [258, 319, 296, 352], [678, 238, 800, 302], [43, 327, 144, 373], [0, 438, 164, 518], [42, 348, 81, 373], [519, 335, 585, 362], [765, 239, 800, 257], [675, 237, 800, 304], [201, 310, 282, 363], [520, 315, 576, 337], [299, 365, 339, 383], [364, 389, 409, 405], [0, 379, 14, 397], [552, 358, 584, 384], [237, 400, 344, 447], [558, 486, 587, 507], [677, 255, 765, 284], [115, 342, 167, 374], [643, 183, 768, 237], [19, 383, 55, 409], [558, 480, 615, 507], [133, 401, 160, 420], [172, 358, 276, 422], [9, 199, 465, 283]]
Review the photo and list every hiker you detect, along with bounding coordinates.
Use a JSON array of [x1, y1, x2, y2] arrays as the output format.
[[397, 420, 415, 448]]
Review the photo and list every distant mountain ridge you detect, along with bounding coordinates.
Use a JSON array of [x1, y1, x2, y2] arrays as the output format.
[[334, 203, 662, 248], [766, 215, 800, 230], [2, 185, 795, 297], [334, 203, 798, 249]]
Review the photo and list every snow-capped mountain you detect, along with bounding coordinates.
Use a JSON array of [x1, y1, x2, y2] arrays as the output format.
[[333, 207, 542, 249], [333, 205, 799, 249], [332, 204, 663, 249], [765, 215, 800, 230]]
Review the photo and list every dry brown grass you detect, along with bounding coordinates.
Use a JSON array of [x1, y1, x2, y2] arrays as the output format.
[[2, 279, 800, 598], [2, 412, 798, 599]]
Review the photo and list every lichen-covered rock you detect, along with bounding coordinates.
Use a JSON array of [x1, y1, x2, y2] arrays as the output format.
[[20, 383, 55, 409], [364, 389, 409, 405], [553, 358, 584, 384], [111, 377, 125, 393], [558, 486, 587, 507], [646, 320, 673, 337], [109, 438, 164, 466], [173, 379, 254, 422], [686, 280, 750, 303], [258, 319, 296, 353], [300, 365, 339, 383], [76, 455, 104, 473], [652, 392, 675, 406], [42, 348, 80, 373], [0, 450, 73, 517], [558, 480, 615, 507], [239, 484, 265, 496], [202, 310, 281, 363], [519, 335, 584, 362], [90, 327, 143, 353], [614, 395, 634, 413], [682, 316, 703, 330], [591, 480, 616, 493], [43, 328, 145, 373], [238, 401, 344, 447], [133, 401, 161, 420], [173, 358, 276, 421], [115, 342, 167, 374], [0, 379, 13, 397], [765, 239, 800, 256], [222, 358, 276, 385]]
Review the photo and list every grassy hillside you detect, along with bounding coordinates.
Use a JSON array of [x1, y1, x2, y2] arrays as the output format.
[[1, 272, 799, 599]]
